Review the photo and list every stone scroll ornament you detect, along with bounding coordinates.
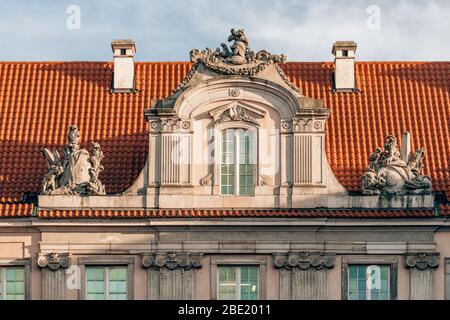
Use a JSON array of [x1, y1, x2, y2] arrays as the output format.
[[404, 253, 439, 270], [362, 135, 432, 195], [189, 28, 287, 76], [141, 253, 203, 271], [37, 253, 71, 271], [273, 252, 335, 270], [42, 125, 106, 196]]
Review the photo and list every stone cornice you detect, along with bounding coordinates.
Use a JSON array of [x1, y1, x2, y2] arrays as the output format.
[[141, 252, 203, 270], [273, 252, 335, 270], [37, 253, 71, 271], [404, 253, 439, 270]]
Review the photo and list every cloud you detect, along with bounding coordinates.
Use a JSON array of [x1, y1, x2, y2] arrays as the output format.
[[0, 0, 448, 61]]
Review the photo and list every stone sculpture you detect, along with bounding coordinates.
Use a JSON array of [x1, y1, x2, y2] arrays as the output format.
[[362, 135, 432, 195], [42, 125, 106, 196], [190, 28, 287, 76]]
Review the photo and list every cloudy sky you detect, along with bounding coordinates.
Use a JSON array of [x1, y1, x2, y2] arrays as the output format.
[[0, 0, 449, 62]]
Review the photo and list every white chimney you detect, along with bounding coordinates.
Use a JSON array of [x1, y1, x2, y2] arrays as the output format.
[[332, 41, 357, 92], [111, 39, 136, 93]]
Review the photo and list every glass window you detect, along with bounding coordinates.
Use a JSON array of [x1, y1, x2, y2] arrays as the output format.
[[0, 267, 25, 300], [218, 266, 259, 300], [221, 129, 255, 196], [86, 266, 127, 300], [348, 265, 390, 300]]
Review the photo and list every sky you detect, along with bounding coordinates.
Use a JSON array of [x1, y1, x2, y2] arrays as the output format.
[[0, 0, 449, 62]]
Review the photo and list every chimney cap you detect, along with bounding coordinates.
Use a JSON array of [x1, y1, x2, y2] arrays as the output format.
[[332, 41, 357, 55], [111, 39, 136, 52]]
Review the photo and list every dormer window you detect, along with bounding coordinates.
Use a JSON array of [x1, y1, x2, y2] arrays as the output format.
[[221, 129, 256, 196]]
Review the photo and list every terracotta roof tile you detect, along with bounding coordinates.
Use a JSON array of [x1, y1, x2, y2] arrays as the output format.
[[0, 61, 449, 217], [36, 208, 436, 219], [440, 204, 450, 217], [0, 203, 34, 217]]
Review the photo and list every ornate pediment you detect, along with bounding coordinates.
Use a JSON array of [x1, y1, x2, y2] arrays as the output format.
[[209, 102, 266, 126], [190, 28, 287, 77]]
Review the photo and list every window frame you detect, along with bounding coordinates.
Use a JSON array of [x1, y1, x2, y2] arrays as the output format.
[[0, 260, 30, 300], [78, 256, 134, 300], [219, 126, 258, 196], [216, 265, 260, 300], [210, 257, 266, 300], [341, 256, 397, 301]]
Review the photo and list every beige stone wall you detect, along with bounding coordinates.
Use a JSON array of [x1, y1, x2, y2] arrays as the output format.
[[0, 220, 446, 300]]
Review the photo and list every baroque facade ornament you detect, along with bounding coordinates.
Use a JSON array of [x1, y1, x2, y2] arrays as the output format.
[[149, 118, 191, 133], [404, 253, 439, 270], [141, 253, 203, 270], [200, 173, 213, 186], [190, 28, 287, 76], [273, 252, 335, 270], [362, 135, 432, 195], [42, 125, 106, 196], [37, 253, 71, 271], [213, 105, 260, 126]]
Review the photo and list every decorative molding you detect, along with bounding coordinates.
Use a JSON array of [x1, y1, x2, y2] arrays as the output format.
[[37, 253, 71, 271], [190, 28, 287, 77], [148, 118, 192, 133], [404, 253, 439, 270], [293, 118, 314, 132], [200, 173, 213, 186], [273, 252, 335, 270], [228, 88, 241, 98], [260, 175, 273, 186], [280, 120, 293, 133], [42, 125, 106, 196], [275, 64, 302, 94], [141, 252, 203, 270], [362, 134, 432, 195], [212, 104, 261, 126], [172, 63, 199, 93]]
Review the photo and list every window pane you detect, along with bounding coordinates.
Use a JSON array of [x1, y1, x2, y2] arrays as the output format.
[[240, 266, 259, 300], [108, 267, 127, 300], [4, 268, 25, 300], [348, 265, 391, 301], [218, 266, 237, 300], [86, 267, 105, 300]]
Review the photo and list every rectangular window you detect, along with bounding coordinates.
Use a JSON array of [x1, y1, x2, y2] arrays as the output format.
[[218, 266, 259, 300], [0, 267, 25, 300], [221, 129, 255, 196], [86, 266, 127, 300], [348, 265, 390, 300]]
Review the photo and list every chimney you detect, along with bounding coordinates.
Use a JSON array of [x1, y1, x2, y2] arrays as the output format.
[[332, 41, 357, 92], [111, 39, 136, 93]]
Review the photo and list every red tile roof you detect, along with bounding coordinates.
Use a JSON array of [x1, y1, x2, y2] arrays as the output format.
[[0, 203, 34, 217], [440, 204, 450, 217], [0, 61, 449, 217], [37, 208, 436, 219]]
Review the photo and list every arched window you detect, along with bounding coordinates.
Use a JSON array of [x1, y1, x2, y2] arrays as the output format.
[[221, 129, 256, 196]]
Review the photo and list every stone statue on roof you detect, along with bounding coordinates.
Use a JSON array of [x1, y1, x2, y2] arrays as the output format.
[[189, 28, 287, 75], [42, 125, 106, 196], [362, 134, 432, 195]]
